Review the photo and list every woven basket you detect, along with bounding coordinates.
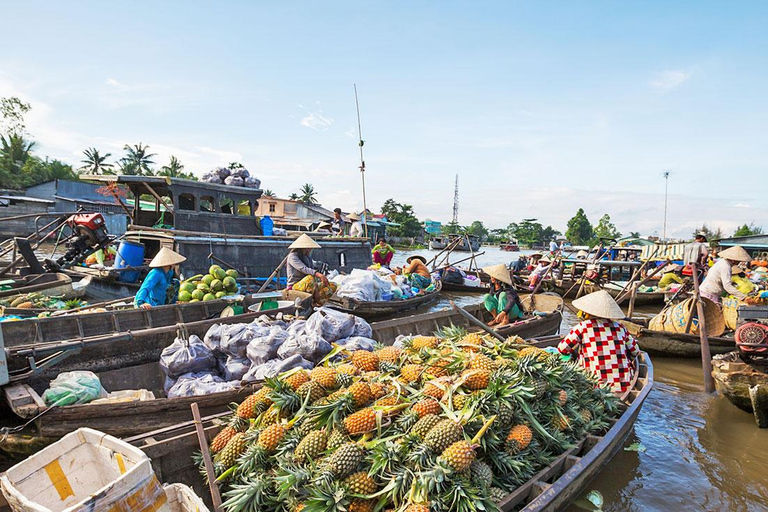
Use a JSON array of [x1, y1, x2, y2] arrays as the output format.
[[521, 292, 563, 314], [668, 297, 725, 337], [722, 297, 745, 331]]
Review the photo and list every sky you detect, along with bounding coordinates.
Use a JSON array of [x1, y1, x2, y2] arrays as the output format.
[[2, 1, 767, 239]]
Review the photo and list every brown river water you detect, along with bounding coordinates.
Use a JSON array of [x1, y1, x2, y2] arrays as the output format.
[[393, 247, 768, 511]]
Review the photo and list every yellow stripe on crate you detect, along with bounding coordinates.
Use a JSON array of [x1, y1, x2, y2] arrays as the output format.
[[115, 453, 127, 474], [43, 459, 74, 501], [106, 475, 167, 512]]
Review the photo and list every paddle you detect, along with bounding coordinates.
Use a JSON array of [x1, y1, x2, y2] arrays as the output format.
[[449, 300, 506, 342], [690, 262, 715, 392], [190, 402, 224, 511]]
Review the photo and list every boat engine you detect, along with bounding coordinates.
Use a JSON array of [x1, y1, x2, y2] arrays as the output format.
[[736, 305, 768, 358], [44, 213, 115, 271]]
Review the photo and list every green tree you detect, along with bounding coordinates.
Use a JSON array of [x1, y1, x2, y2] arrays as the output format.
[[297, 183, 318, 204], [733, 223, 763, 237], [541, 225, 561, 242], [508, 218, 545, 246], [380, 199, 422, 237], [0, 133, 36, 187], [0, 97, 31, 135], [565, 209, 594, 245], [80, 147, 114, 175], [158, 156, 196, 179], [120, 143, 156, 175], [466, 220, 488, 240], [443, 221, 462, 235], [262, 189, 276, 198], [593, 214, 621, 241], [44, 159, 78, 181], [629, 231, 641, 238], [288, 193, 300, 201]]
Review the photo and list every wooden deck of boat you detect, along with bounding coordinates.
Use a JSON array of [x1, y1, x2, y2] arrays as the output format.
[[328, 280, 442, 319]]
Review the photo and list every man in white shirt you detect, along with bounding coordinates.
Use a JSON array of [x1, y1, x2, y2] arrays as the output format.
[[684, 233, 709, 267], [348, 212, 364, 237], [700, 245, 753, 303], [549, 240, 558, 253]]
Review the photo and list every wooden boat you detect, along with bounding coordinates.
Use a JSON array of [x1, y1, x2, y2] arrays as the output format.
[[439, 269, 489, 293], [1, 293, 560, 451], [120, 345, 652, 512], [625, 319, 735, 357], [0, 273, 89, 301], [428, 234, 481, 252], [711, 351, 768, 427], [328, 280, 443, 319], [500, 241, 520, 252]]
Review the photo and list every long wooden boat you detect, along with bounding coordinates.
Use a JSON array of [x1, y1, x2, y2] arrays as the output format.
[[439, 270, 489, 293], [0, 273, 90, 301], [328, 280, 442, 319], [633, 328, 735, 358], [120, 346, 652, 512], [711, 351, 768, 427]]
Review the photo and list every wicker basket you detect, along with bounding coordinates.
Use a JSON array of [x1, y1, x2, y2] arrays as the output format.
[[722, 296, 745, 331], [521, 292, 563, 314]]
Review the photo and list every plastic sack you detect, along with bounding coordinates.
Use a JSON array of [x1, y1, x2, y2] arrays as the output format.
[[224, 356, 251, 381], [203, 323, 224, 354], [231, 168, 250, 179], [221, 324, 271, 359], [305, 307, 356, 342], [351, 316, 373, 338], [244, 177, 261, 189], [277, 332, 332, 362], [163, 375, 176, 395], [167, 372, 240, 398], [42, 371, 107, 406], [336, 336, 377, 352], [246, 326, 289, 365], [216, 166, 231, 179], [287, 319, 307, 336], [243, 354, 313, 382], [393, 335, 412, 348], [224, 176, 244, 187], [160, 335, 217, 378]]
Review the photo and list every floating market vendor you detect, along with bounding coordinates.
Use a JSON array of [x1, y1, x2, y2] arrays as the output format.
[[402, 255, 432, 290], [700, 245, 753, 304], [482, 263, 524, 327], [527, 253, 542, 271], [348, 212, 364, 237], [331, 208, 346, 236], [510, 255, 528, 274], [286, 234, 336, 305], [528, 256, 552, 290], [372, 238, 395, 268], [657, 264, 684, 290], [683, 232, 709, 276], [134, 247, 186, 310], [314, 221, 332, 234], [558, 290, 640, 393]]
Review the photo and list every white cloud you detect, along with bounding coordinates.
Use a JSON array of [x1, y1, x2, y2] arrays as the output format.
[[649, 70, 691, 91], [104, 78, 125, 89], [197, 146, 244, 164], [300, 112, 334, 131], [734, 203, 751, 208]]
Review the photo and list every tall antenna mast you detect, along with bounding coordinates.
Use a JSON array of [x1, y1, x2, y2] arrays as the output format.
[[452, 174, 459, 227], [354, 84, 369, 238], [662, 170, 671, 241]]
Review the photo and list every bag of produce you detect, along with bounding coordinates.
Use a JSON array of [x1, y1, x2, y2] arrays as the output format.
[[231, 168, 250, 179], [350, 316, 373, 338], [160, 334, 217, 378], [246, 326, 289, 365], [215, 166, 231, 179], [277, 332, 332, 362], [224, 176, 244, 187], [220, 324, 270, 359], [224, 356, 251, 381], [244, 177, 261, 189], [42, 371, 107, 406], [167, 372, 240, 398], [203, 324, 224, 354], [243, 354, 313, 382], [287, 319, 307, 336], [305, 308, 356, 342], [335, 336, 377, 352]]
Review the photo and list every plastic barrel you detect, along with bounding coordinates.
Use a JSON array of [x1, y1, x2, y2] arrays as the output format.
[[114, 241, 145, 283], [260, 216, 274, 236]]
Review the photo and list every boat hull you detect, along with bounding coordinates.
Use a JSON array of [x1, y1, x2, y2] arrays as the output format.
[[328, 281, 442, 320], [636, 329, 734, 358], [712, 352, 768, 427]]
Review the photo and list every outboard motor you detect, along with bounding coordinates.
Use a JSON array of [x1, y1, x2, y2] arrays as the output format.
[[736, 305, 768, 359]]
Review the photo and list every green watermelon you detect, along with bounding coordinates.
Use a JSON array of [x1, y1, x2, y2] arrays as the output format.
[[178, 291, 192, 302]]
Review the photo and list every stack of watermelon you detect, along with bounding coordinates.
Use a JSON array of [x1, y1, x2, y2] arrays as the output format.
[[178, 265, 239, 303]]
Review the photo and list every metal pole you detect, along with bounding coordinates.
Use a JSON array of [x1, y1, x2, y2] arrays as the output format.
[[354, 84, 369, 238], [662, 170, 670, 241]]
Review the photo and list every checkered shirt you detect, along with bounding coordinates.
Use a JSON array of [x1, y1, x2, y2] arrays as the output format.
[[558, 318, 640, 393]]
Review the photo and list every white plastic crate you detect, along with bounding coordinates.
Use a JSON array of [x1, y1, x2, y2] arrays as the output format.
[[0, 428, 169, 512], [163, 484, 210, 512]]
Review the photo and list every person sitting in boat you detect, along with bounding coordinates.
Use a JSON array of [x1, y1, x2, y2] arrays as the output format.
[[348, 212, 364, 237], [314, 221, 332, 234], [372, 238, 395, 268], [527, 253, 542, 271], [482, 264, 524, 327], [510, 255, 528, 274], [134, 248, 186, 310], [287, 234, 336, 305], [528, 256, 552, 290], [558, 290, 640, 394], [331, 208, 346, 236], [402, 255, 432, 290], [657, 264, 684, 290], [700, 246, 753, 304]]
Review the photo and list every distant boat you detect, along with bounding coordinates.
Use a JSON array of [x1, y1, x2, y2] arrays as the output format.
[[500, 240, 520, 252], [428, 234, 480, 252]]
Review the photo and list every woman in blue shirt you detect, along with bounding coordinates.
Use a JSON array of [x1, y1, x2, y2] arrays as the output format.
[[134, 247, 186, 309]]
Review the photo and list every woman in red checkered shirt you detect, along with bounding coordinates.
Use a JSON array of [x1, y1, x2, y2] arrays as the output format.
[[558, 290, 640, 394]]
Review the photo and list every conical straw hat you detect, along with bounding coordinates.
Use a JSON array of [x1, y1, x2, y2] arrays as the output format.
[[149, 247, 186, 268], [718, 245, 751, 262], [483, 264, 512, 285], [572, 290, 625, 320], [289, 234, 321, 250], [347, 212, 361, 221]]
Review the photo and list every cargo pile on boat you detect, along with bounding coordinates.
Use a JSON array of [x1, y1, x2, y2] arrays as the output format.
[[178, 265, 241, 303], [202, 327, 619, 512]]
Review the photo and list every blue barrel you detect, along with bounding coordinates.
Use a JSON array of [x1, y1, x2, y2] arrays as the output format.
[[260, 216, 274, 236], [114, 241, 145, 283]]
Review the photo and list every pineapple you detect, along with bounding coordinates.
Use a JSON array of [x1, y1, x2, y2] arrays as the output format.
[[401, 364, 425, 383], [347, 381, 373, 408], [284, 370, 310, 390], [322, 442, 365, 479], [296, 380, 326, 403], [327, 427, 349, 451], [376, 346, 402, 363], [413, 398, 441, 418], [460, 332, 485, 351], [506, 424, 533, 453], [352, 350, 380, 372], [440, 440, 476, 472], [489, 487, 508, 504], [469, 353, 496, 372], [258, 423, 287, 453], [424, 359, 449, 378], [375, 395, 401, 407], [343, 408, 377, 435], [236, 387, 272, 418], [210, 425, 237, 454], [311, 366, 339, 389], [344, 471, 378, 495], [424, 419, 463, 453], [461, 369, 490, 390], [368, 382, 387, 399], [217, 432, 247, 468], [532, 378, 548, 399], [294, 430, 328, 463], [336, 363, 359, 376], [404, 504, 431, 512], [556, 389, 568, 407], [470, 459, 493, 488], [553, 414, 571, 432], [411, 336, 439, 350], [410, 414, 441, 439], [348, 499, 375, 512], [579, 409, 593, 423]]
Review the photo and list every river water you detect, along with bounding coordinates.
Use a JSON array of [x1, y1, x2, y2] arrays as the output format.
[[392, 246, 768, 511]]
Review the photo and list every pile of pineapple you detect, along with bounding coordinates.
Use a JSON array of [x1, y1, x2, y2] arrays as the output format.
[[0, 292, 85, 311], [201, 327, 619, 512]]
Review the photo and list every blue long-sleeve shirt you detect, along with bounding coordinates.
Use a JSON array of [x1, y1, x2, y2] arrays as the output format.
[[135, 268, 174, 307]]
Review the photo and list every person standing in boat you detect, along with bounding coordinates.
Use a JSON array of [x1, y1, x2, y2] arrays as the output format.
[[347, 212, 364, 237], [286, 234, 335, 305], [134, 248, 186, 310], [331, 208, 346, 236], [372, 238, 395, 268], [558, 290, 640, 394], [510, 255, 528, 274], [683, 232, 709, 277], [699, 245, 753, 304], [482, 264, 525, 327]]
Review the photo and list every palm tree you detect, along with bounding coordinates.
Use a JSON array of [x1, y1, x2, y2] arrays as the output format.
[[288, 193, 300, 201], [298, 183, 318, 204], [79, 147, 114, 175], [120, 143, 156, 175], [159, 156, 184, 177], [262, 189, 276, 198]]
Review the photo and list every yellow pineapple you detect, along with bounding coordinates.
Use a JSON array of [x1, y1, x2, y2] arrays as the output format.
[[506, 424, 533, 453], [413, 398, 441, 418], [310, 366, 338, 389], [376, 346, 402, 363], [347, 381, 373, 408], [284, 370, 310, 390], [461, 369, 490, 390], [343, 408, 377, 435], [440, 440, 476, 472], [352, 350, 380, 372], [401, 364, 424, 383]]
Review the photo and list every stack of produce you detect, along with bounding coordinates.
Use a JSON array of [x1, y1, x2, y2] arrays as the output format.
[[202, 165, 261, 189], [178, 265, 240, 303], [0, 293, 86, 312], [199, 327, 619, 512]]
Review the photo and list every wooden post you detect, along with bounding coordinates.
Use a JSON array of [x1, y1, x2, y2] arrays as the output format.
[[626, 282, 638, 319], [691, 263, 715, 392], [190, 403, 223, 511], [450, 300, 506, 342], [257, 255, 290, 293]]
